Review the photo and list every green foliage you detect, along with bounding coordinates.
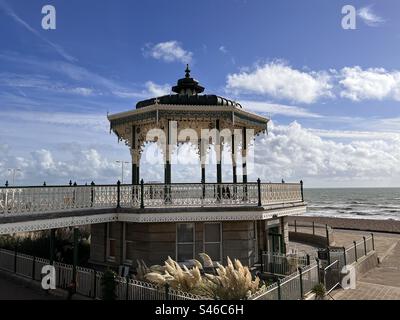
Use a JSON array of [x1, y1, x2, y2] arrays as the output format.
[[311, 283, 326, 300], [0, 228, 91, 266], [101, 269, 117, 300]]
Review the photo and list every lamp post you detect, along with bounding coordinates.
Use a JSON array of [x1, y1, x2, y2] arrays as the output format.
[[116, 161, 130, 184], [7, 168, 21, 186]]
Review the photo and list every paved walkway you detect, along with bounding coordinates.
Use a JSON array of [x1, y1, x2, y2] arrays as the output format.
[[332, 231, 400, 300], [0, 273, 62, 300], [289, 225, 400, 300]]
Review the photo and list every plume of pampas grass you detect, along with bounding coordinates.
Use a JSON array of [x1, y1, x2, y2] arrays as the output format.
[[137, 254, 262, 300]]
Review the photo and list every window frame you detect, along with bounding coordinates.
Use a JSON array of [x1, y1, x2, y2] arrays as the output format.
[[203, 222, 223, 263], [106, 223, 116, 262], [176, 223, 195, 263]]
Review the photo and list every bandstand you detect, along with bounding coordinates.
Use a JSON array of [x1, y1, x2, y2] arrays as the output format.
[[87, 66, 307, 269]]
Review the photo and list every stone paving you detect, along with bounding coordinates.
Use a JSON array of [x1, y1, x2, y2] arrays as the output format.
[[332, 231, 400, 300], [0, 273, 62, 300], [290, 226, 400, 300]]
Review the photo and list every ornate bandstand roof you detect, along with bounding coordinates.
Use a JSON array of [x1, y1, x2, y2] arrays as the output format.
[[108, 65, 269, 149]]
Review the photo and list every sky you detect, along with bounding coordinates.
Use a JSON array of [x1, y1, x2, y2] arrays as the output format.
[[0, 0, 400, 187]]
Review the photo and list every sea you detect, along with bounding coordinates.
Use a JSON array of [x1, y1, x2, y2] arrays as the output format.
[[304, 188, 400, 221]]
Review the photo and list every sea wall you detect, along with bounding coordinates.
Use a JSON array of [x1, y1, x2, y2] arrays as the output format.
[[287, 216, 400, 234]]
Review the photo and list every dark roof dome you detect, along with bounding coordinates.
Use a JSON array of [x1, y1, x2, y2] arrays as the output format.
[[172, 64, 205, 95], [136, 65, 242, 109]]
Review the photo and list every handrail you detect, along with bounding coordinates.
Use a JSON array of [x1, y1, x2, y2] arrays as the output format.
[[0, 181, 301, 189], [0, 181, 304, 215]]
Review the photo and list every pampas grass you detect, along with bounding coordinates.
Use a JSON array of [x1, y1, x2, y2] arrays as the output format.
[[136, 254, 263, 300]]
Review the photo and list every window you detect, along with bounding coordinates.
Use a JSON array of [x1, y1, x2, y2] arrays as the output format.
[[204, 223, 222, 262], [176, 223, 195, 262], [106, 223, 116, 262], [125, 241, 134, 264], [123, 223, 134, 265]]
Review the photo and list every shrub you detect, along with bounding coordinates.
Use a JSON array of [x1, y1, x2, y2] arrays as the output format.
[[311, 283, 326, 300], [101, 269, 117, 300]]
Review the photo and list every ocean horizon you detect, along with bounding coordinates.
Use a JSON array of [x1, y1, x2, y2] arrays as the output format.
[[304, 187, 400, 220]]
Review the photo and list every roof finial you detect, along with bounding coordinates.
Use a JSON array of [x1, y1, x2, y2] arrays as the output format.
[[185, 64, 191, 78]]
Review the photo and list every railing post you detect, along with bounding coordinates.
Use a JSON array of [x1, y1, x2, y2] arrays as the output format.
[[277, 279, 281, 300], [294, 220, 297, 233], [165, 283, 170, 300], [316, 258, 321, 284], [363, 236, 367, 256], [72, 227, 79, 293], [116, 180, 121, 208], [306, 254, 310, 266], [312, 221, 315, 236], [5, 180, 9, 187], [325, 224, 330, 246], [140, 179, 144, 209], [298, 267, 304, 300], [90, 181, 95, 208], [300, 180, 304, 202], [125, 276, 130, 300], [32, 255, 36, 280], [49, 229, 55, 265], [257, 178, 262, 206], [371, 233, 375, 251], [14, 240, 18, 274], [93, 270, 97, 299], [327, 247, 331, 265], [343, 247, 347, 267], [353, 241, 358, 262]]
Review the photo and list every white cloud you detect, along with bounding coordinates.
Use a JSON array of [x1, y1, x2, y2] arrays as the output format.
[[241, 100, 322, 118], [2, 121, 400, 187], [0, 144, 121, 185], [219, 46, 228, 54], [144, 41, 193, 64], [252, 121, 400, 187], [226, 62, 333, 104], [339, 66, 400, 101], [358, 6, 385, 27], [145, 81, 171, 96]]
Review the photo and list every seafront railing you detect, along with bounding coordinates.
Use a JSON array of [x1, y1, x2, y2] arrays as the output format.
[[0, 180, 304, 216]]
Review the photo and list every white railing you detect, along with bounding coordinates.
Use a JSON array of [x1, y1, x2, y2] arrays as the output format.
[[249, 262, 319, 300], [261, 183, 302, 205], [76, 266, 95, 297], [0, 182, 303, 216], [262, 251, 309, 276], [0, 248, 207, 300], [142, 183, 260, 207]]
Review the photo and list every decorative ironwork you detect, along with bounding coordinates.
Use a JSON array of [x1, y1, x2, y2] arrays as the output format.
[[0, 182, 303, 216]]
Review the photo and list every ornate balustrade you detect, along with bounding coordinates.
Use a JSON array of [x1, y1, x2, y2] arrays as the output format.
[[0, 181, 304, 216]]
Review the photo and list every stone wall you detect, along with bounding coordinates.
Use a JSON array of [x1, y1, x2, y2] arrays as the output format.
[[89, 221, 258, 269]]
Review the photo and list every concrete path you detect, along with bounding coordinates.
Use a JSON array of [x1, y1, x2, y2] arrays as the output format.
[[0, 273, 62, 300], [332, 232, 400, 300]]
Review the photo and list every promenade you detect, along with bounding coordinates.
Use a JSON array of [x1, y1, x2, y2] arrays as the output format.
[[0, 273, 61, 300]]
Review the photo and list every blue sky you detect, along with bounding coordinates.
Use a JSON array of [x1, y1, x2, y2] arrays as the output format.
[[0, 0, 400, 187]]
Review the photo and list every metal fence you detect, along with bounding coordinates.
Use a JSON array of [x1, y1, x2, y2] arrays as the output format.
[[261, 251, 309, 276], [329, 234, 374, 268], [0, 181, 303, 216], [323, 260, 340, 294], [0, 248, 207, 300], [249, 263, 319, 300]]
